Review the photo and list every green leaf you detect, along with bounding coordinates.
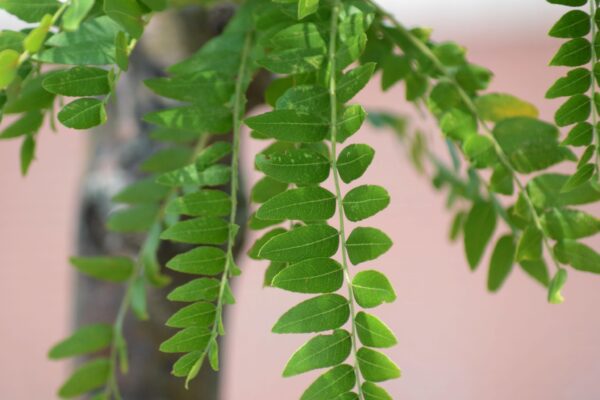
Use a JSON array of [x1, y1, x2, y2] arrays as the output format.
[[342, 185, 390, 222], [131, 276, 148, 320], [58, 359, 110, 398], [546, 68, 590, 98], [58, 98, 107, 129], [246, 110, 329, 143], [520, 259, 550, 287], [20, 134, 35, 176], [352, 270, 396, 308], [541, 208, 600, 239], [256, 149, 330, 185], [549, 10, 590, 38], [346, 227, 392, 265], [562, 122, 593, 146], [106, 204, 159, 232], [337, 144, 375, 184], [43, 66, 110, 96], [257, 186, 336, 221], [112, 177, 169, 204], [140, 147, 194, 173], [24, 14, 52, 54], [0, 0, 59, 23], [144, 105, 232, 134], [554, 240, 600, 273], [362, 382, 392, 400], [301, 365, 356, 400], [159, 326, 211, 353], [282, 330, 351, 377], [356, 347, 400, 382], [166, 302, 216, 329], [166, 190, 231, 217], [276, 85, 329, 115], [115, 31, 129, 71], [475, 93, 538, 122], [464, 201, 497, 270], [355, 312, 397, 348], [259, 224, 339, 262], [547, 0, 586, 5], [578, 144, 595, 168], [549, 38, 591, 67], [272, 258, 343, 293], [104, 0, 145, 39], [516, 225, 543, 262], [0, 30, 25, 52], [62, 0, 95, 32], [527, 173, 600, 209], [0, 111, 43, 139], [167, 278, 220, 302], [264, 261, 288, 287], [337, 105, 367, 143], [561, 163, 596, 192], [145, 71, 233, 105], [338, 63, 376, 102], [548, 269, 568, 304], [157, 164, 231, 188], [259, 47, 325, 75], [273, 294, 349, 334], [298, 0, 319, 19], [270, 22, 326, 49], [172, 352, 200, 377], [248, 228, 287, 260], [166, 246, 226, 276], [462, 135, 498, 168], [555, 94, 591, 126], [69, 256, 134, 282], [160, 217, 230, 245], [487, 234, 516, 292], [493, 117, 571, 173], [381, 54, 410, 91], [0, 49, 20, 90], [48, 324, 113, 359]]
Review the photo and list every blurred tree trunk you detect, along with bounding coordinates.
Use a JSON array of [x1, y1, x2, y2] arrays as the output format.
[[72, 6, 267, 399]]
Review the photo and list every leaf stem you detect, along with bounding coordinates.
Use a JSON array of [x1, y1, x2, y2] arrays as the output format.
[[589, 0, 599, 177], [326, 3, 365, 399], [371, 0, 563, 273]]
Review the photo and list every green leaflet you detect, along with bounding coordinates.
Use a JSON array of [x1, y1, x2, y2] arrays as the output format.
[[555, 94, 591, 126], [43, 67, 111, 96], [259, 47, 325, 74], [463, 201, 497, 270], [256, 186, 336, 221], [298, 0, 319, 19], [493, 117, 572, 173], [337, 144, 375, 183], [112, 178, 169, 204], [20, 134, 35, 176], [248, 228, 287, 260], [145, 71, 234, 105], [48, 324, 113, 359], [0, 0, 59, 23], [272, 294, 350, 333], [352, 270, 396, 309], [562, 122, 593, 146], [475, 93, 538, 122], [166, 190, 232, 217], [69, 256, 134, 282], [276, 85, 330, 115], [256, 149, 330, 184], [462, 135, 497, 168], [549, 38, 591, 67], [3, 73, 55, 114], [62, 0, 95, 32], [115, 31, 129, 71], [166, 247, 227, 276], [516, 226, 543, 262], [355, 312, 397, 348], [549, 10, 590, 38], [144, 105, 232, 134], [346, 227, 392, 265], [362, 382, 393, 400], [527, 173, 600, 209], [159, 326, 211, 353], [58, 359, 110, 398], [0, 111, 44, 139], [338, 63, 376, 102], [166, 302, 216, 329], [561, 163, 596, 192], [342, 185, 390, 222], [554, 240, 600, 273], [381, 54, 410, 91], [282, 330, 352, 377], [269, 22, 326, 49], [541, 208, 600, 239], [272, 258, 343, 293], [487, 235, 516, 292], [160, 217, 230, 245], [106, 204, 159, 232], [546, 68, 591, 99], [547, 0, 586, 6], [58, 98, 107, 129], [258, 224, 339, 262], [167, 278, 220, 302], [356, 347, 401, 382], [301, 365, 356, 400], [246, 110, 329, 142], [548, 269, 568, 304], [24, 14, 52, 54], [104, 0, 145, 39]]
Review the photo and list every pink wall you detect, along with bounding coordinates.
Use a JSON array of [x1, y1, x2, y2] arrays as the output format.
[[1, 35, 599, 400]]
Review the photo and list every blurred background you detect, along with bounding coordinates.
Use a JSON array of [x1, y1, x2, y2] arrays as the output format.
[[1, 1, 600, 399]]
